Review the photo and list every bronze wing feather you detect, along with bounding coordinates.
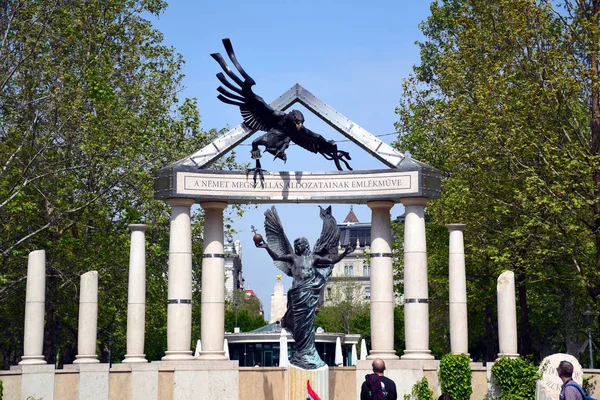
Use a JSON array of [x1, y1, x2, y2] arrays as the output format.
[[211, 38, 284, 132], [264, 206, 294, 277], [313, 205, 340, 257]]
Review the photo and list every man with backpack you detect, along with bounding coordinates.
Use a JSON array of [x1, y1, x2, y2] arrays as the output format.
[[360, 358, 398, 400], [558, 360, 595, 400]]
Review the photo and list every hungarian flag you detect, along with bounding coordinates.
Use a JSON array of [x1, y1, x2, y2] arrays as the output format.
[[307, 380, 321, 400]]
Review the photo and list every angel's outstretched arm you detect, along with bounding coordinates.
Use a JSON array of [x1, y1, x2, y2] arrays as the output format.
[[257, 242, 294, 263]]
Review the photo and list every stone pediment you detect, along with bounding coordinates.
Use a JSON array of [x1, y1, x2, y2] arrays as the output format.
[[154, 84, 441, 204]]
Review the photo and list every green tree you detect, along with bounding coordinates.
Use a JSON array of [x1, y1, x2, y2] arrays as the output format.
[[0, 0, 240, 367], [224, 289, 267, 332], [396, 0, 597, 360]]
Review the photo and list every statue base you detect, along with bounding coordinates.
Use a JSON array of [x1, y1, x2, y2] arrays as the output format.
[[288, 364, 329, 400]]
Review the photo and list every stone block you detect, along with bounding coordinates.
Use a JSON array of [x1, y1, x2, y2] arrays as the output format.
[[20, 364, 56, 400]]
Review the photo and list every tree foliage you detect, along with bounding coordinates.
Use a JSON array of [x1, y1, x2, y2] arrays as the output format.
[[0, 0, 240, 367], [396, 0, 598, 360], [224, 289, 267, 333]]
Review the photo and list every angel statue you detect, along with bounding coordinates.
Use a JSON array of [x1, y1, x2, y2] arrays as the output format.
[[211, 38, 353, 187], [254, 205, 355, 369]]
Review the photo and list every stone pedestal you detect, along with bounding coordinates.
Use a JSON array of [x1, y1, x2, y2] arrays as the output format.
[[163, 198, 195, 361], [159, 360, 239, 400], [19, 250, 47, 365], [447, 224, 469, 356], [401, 197, 434, 360], [289, 364, 329, 400], [64, 363, 110, 400], [74, 271, 100, 364], [497, 271, 519, 358], [367, 200, 398, 360], [124, 224, 149, 363], [18, 364, 56, 400], [199, 201, 228, 360]]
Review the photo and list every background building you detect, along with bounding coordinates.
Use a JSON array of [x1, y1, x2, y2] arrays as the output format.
[[224, 236, 244, 299], [324, 207, 403, 306]]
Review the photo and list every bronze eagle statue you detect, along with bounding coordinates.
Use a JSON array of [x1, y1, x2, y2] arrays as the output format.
[[211, 38, 352, 187]]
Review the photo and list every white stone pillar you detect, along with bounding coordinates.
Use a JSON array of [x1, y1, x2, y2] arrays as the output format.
[[366, 201, 398, 360], [74, 271, 99, 363], [447, 223, 469, 356], [401, 197, 434, 360], [163, 198, 195, 361], [123, 224, 149, 363], [19, 250, 47, 365], [199, 201, 228, 360], [497, 270, 519, 358]]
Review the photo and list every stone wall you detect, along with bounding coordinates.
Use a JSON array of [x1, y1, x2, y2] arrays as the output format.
[[1, 365, 599, 399]]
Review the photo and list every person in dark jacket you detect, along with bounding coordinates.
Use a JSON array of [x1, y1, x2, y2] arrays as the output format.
[[360, 358, 398, 400]]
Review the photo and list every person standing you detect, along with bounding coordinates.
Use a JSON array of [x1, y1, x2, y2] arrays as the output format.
[[558, 360, 584, 400], [360, 358, 398, 400]]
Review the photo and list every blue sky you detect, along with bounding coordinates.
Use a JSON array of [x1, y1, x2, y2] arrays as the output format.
[[151, 1, 434, 321]]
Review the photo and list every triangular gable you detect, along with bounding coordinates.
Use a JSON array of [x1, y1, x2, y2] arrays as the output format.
[[172, 83, 405, 169]]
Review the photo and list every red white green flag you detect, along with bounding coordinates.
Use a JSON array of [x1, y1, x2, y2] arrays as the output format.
[[307, 380, 321, 400]]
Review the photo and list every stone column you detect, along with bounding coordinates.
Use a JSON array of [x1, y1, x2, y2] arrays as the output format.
[[401, 197, 434, 360], [19, 250, 47, 365], [199, 201, 228, 360], [366, 201, 398, 360], [123, 224, 149, 363], [447, 224, 469, 356], [497, 270, 519, 358], [163, 198, 195, 361], [74, 271, 99, 363]]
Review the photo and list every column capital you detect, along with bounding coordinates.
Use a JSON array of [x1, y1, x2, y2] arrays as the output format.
[[200, 201, 228, 211], [167, 198, 195, 207], [128, 224, 149, 232], [400, 197, 429, 207], [446, 223, 466, 231], [366, 200, 394, 210]]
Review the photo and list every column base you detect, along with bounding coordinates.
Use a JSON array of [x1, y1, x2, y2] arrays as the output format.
[[198, 350, 227, 360], [401, 350, 435, 360], [367, 350, 399, 360], [162, 350, 194, 361], [73, 354, 100, 364], [122, 354, 148, 363], [19, 355, 46, 365]]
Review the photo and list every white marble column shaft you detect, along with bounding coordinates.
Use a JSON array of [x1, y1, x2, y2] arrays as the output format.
[[367, 201, 398, 360], [199, 202, 228, 360], [19, 250, 47, 365], [447, 224, 469, 356], [497, 270, 519, 358], [401, 197, 434, 360], [124, 224, 149, 363], [163, 198, 195, 361], [74, 271, 99, 363]]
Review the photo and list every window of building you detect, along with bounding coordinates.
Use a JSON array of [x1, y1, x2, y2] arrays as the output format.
[[344, 265, 354, 277], [365, 286, 370, 299], [363, 264, 370, 277]]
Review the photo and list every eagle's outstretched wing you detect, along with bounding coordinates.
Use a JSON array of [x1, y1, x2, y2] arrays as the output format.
[[264, 206, 294, 277], [291, 127, 353, 171], [211, 38, 284, 132]]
